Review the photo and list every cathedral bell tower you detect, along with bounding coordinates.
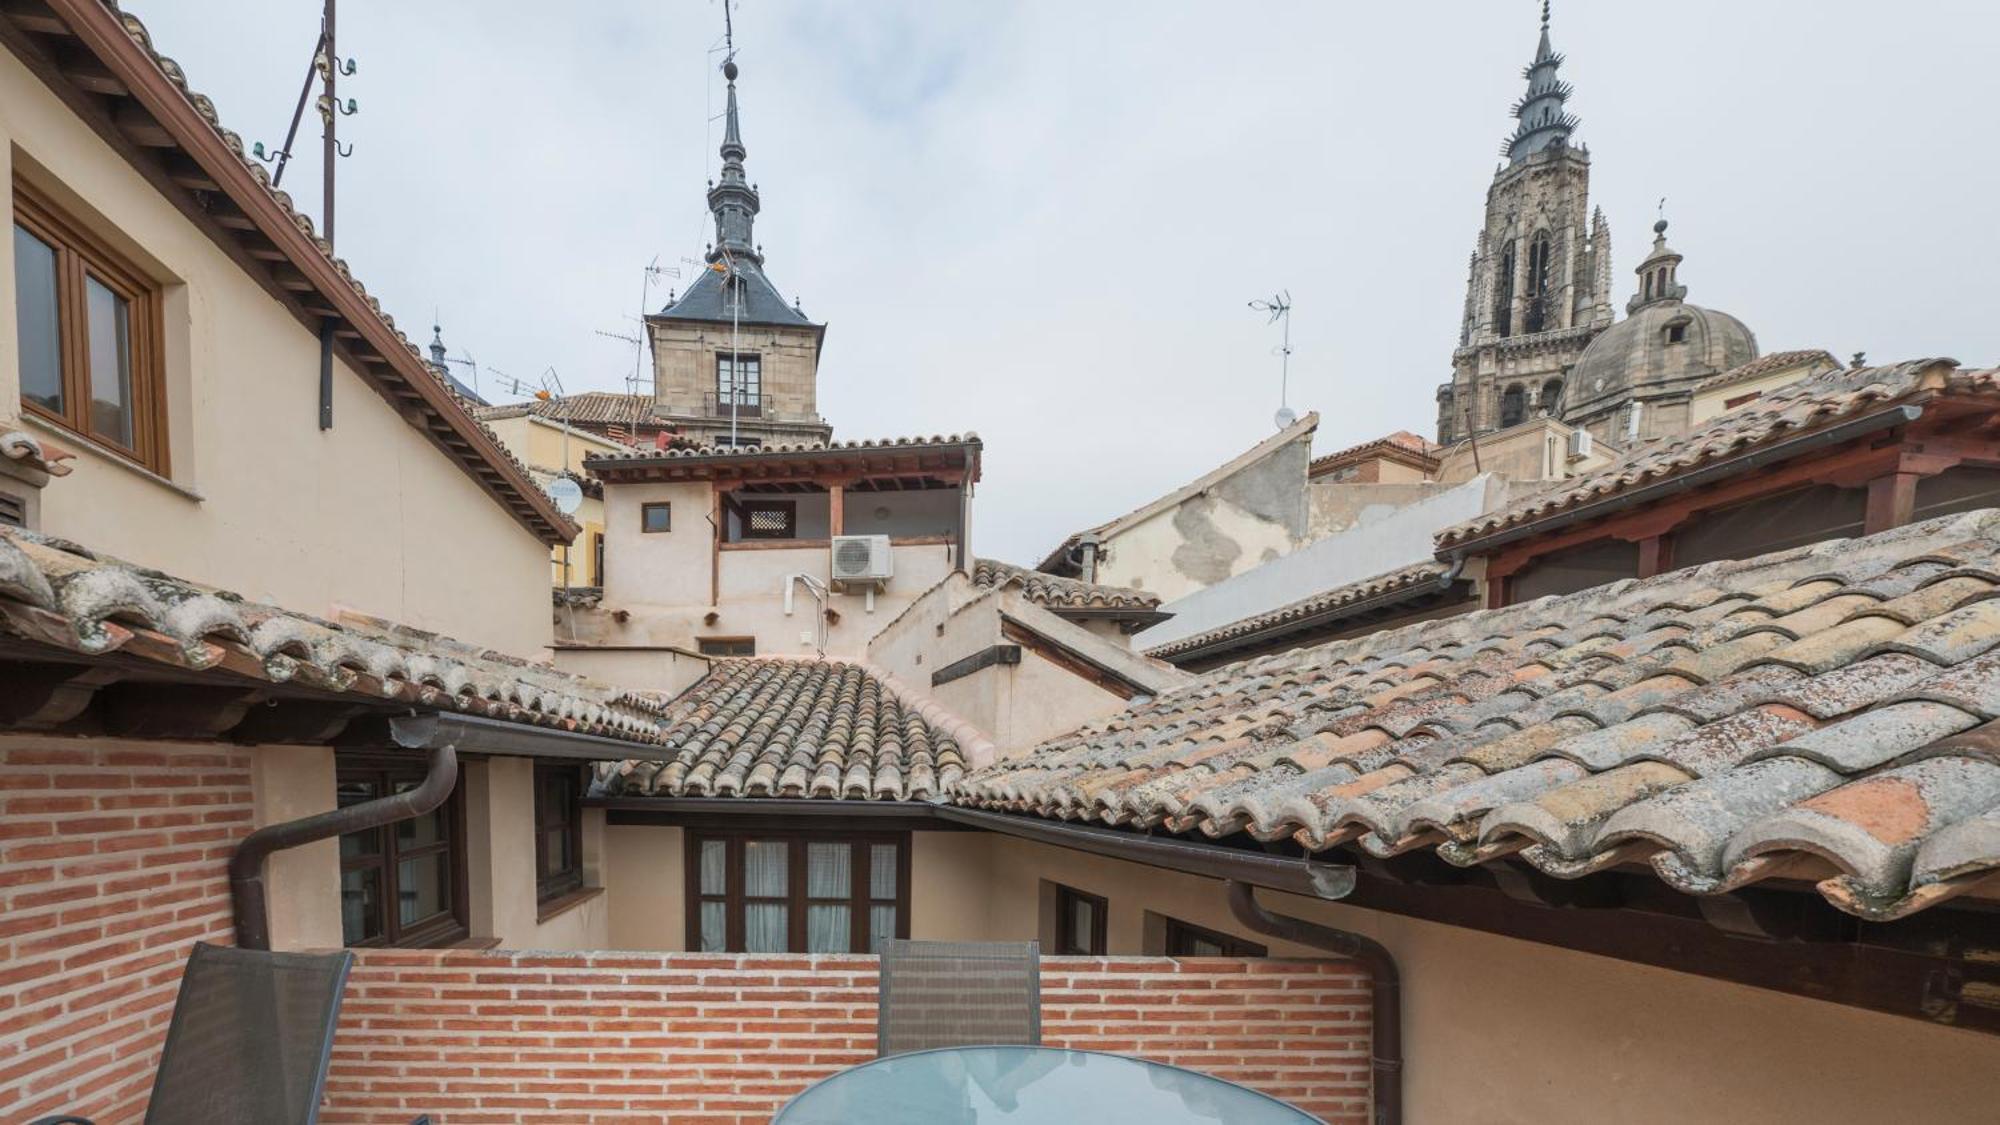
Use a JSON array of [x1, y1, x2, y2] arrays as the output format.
[[1436, 2, 1614, 443]]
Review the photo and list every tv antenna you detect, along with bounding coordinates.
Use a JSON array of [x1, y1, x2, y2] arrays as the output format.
[[249, 0, 361, 433], [1249, 290, 1294, 429]]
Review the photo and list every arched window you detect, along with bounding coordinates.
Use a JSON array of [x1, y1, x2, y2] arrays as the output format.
[[1494, 246, 1516, 337], [1524, 231, 1552, 333], [1541, 378, 1564, 414], [1500, 384, 1527, 428]]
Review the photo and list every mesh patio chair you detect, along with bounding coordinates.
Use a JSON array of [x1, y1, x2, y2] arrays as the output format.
[[29, 941, 419, 1125], [876, 938, 1042, 1056]]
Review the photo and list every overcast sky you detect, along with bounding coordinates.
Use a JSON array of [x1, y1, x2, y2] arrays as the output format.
[[140, 1, 2000, 565]]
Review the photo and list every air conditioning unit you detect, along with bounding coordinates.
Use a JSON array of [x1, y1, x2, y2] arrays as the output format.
[[830, 534, 893, 588], [1566, 428, 1594, 461]]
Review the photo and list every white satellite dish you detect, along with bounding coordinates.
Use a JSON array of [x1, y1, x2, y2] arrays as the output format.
[[547, 476, 585, 516], [1274, 406, 1298, 429]]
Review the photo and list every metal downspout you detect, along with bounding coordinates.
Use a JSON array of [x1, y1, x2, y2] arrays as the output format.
[[229, 743, 457, 950], [1227, 880, 1402, 1125]]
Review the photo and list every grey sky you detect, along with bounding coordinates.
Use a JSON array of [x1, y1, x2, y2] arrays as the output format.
[[140, 1, 2000, 565]]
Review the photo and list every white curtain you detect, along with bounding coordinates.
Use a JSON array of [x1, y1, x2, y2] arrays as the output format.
[[807, 843, 851, 952], [745, 841, 789, 952]]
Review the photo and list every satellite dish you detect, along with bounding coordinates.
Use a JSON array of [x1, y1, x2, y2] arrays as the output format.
[[1274, 406, 1298, 429], [547, 476, 585, 516]]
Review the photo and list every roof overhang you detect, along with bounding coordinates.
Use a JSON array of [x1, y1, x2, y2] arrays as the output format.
[[586, 437, 982, 487], [0, 0, 577, 545]]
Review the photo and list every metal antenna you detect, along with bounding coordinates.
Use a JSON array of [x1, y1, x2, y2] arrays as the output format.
[[1248, 291, 1294, 428]]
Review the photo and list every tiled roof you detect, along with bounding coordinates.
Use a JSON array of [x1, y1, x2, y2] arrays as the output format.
[[1309, 430, 1439, 475], [594, 659, 969, 800], [585, 433, 980, 466], [1696, 349, 1840, 394], [474, 393, 660, 430], [1040, 413, 1319, 572], [1437, 359, 2000, 549], [971, 559, 1162, 612], [1, 431, 73, 478], [59, 4, 576, 545], [1143, 562, 1454, 661], [0, 526, 665, 741], [960, 510, 2000, 921]]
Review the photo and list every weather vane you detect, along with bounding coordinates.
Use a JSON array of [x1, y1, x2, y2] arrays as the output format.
[[1249, 291, 1294, 429]]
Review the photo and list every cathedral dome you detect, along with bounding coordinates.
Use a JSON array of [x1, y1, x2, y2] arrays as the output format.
[[1561, 221, 1757, 425]]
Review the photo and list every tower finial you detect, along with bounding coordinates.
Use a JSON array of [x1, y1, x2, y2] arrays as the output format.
[[1503, 0, 1578, 163], [1542, 0, 1551, 30], [704, 0, 762, 266]]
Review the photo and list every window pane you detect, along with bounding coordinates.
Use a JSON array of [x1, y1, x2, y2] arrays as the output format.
[[14, 225, 62, 416], [699, 839, 728, 895], [84, 275, 132, 447], [336, 779, 380, 858], [807, 842, 850, 898], [699, 900, 727, 952], [869, 844, 897, 899], [744, 902, 787, 952], [341, 865, 382, 944], [395, 780, 446, 847], [869, 904, 897, 950], [642, 504, 671, 532], [541, 827, 572, 877], [1070, 896, 1096, 951], [807, 904, 850, 952], [397, 852, 451, 925], [744, 840, 787, 897]]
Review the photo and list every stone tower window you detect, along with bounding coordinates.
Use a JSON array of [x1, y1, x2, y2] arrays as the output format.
[[1500, 384, 1527, 428], [1494, 245, 1517, 337], [1541, 378, 1564, 414], [1524, 231, 1552, 333]]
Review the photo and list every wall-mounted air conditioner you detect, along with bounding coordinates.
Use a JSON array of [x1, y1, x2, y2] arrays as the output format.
[[830, 534, 893, 589], [1566, 428, 1594, 461]]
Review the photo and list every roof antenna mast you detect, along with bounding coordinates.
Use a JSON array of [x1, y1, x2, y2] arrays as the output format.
[[1249, 291, 1295, 429]]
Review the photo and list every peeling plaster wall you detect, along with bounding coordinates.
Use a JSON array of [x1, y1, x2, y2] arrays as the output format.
[[1095, 435, 1313, 602]]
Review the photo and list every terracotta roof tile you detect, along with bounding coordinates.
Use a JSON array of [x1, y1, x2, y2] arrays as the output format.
[[473, 393, 659, 430], [0, 527, 662, 742], [1, 431, 74, 478], [956, 509, 2000, 920], [1437, 360, 2000, 550], [594, 658, 968, 801], [969, 559, 1161, 613]]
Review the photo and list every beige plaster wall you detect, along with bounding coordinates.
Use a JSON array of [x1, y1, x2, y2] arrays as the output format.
[[1435, 416, 1619, 486], [865, 576, 1152, 755], [464, 757, 609, 950], [250, 744, 341, 951], [481, 415, 619, 587], [932, 833, 2000, 1125], [547, 645, 712, 696], [603, 823, 685, 949], [0, 53, 551, 658], [1307, 480, 1465, 539], [1691, 358, 1835, 424]]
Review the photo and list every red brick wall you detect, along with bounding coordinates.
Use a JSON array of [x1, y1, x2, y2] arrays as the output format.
[[326, 950, 1372, 1125], [0, 740, 255, 1124]]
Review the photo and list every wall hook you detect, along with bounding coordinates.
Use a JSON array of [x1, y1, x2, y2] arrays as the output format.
[[250, 142, 289, 164], [335, 140, 356, 158]]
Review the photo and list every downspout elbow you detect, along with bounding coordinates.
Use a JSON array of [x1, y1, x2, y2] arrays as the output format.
[[1226, 880, 1402, 1125], [230, 743, 458, 950]]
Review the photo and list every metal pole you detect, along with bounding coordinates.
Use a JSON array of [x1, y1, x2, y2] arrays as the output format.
[[316, 0, 337, 431], [270, 31, 325, 188], [728, 256, 741, 446]]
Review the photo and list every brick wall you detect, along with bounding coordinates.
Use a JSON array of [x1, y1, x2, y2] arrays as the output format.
[[326, 950, 1371, 1125], [0, 740, 255, 1124]]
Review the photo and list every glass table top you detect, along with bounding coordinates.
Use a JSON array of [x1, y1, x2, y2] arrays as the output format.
[[772, 1045, 1325, 1125]]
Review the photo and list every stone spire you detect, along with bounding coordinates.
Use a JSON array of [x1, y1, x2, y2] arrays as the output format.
[[706, 57, 763, 267], [428, 324, 448, 371], [1504, 1, 1580, 163]]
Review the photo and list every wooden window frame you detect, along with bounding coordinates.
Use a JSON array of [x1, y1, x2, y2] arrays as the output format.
[[335, 755, 468, 948], [696, 636, 756, 657], [1053, 883, 1108, 955], [739, 499, 796, 540], [591, 531, 605, 585], [640, 501, 672, 533], [1163, 916, 1267, 957], [13, 179, 168, 475], [533, 762, 585, 904], [683, 829, 911, 953]]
